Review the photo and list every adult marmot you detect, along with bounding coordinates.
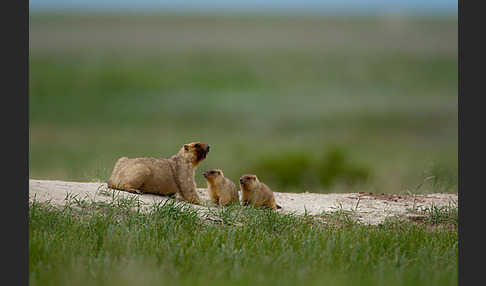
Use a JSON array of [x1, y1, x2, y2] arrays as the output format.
[[106, 142, 210, 205], [203, 169, 239, 206], [239, 174, 281, 210]]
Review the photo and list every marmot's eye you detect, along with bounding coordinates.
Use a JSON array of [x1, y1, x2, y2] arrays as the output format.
[[194, 144, 200, 148], [210, 171, 214, 174]]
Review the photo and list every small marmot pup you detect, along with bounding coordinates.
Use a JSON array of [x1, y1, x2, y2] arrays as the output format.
[[203, 169, 239, 206], [239, 174, 281, 210]]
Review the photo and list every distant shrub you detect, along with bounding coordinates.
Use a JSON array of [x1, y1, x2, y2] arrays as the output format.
[[253, 152, 312, 188], [252, 146, 371, 191], [317, 147, 371, 188], [424, 161, 457, 192]]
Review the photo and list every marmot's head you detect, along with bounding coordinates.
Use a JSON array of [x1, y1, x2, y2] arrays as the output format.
[[203, 168, 224, 185], [239, 174, 259, 191], [179, 142, 210, 166]]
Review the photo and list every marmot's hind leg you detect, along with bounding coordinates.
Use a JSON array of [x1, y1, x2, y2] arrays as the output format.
[[209, 191, 219, 205], [116, 164, 151, 194], [107, 157, 129, 189], [218, 193, 233, 206]]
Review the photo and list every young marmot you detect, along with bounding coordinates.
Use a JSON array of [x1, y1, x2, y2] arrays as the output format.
[[203, 169, 239, 206], [239, 174, 281, 210], [106, 142, 210, 205]]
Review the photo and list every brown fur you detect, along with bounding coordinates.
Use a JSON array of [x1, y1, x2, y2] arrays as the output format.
[[239, 174, 279, 210], [203, 169, 239, 206], [106, 142, 210, 205]]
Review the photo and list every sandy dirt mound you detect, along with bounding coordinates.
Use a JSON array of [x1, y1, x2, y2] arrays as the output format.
[[29, 179, 457, 225]]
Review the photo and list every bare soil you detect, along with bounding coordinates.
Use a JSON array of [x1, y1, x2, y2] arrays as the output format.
[[29, 179, 457, 225]]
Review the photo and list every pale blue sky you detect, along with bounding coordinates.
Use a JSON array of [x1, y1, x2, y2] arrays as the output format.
[[30, 0, 457, 14]]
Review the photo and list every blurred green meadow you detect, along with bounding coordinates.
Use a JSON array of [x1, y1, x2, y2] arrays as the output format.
[[29, 13, 458, 194]]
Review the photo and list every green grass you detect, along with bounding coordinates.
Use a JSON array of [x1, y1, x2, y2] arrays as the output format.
[[29, 197, 457, 286], [29, 13, 457, 194]]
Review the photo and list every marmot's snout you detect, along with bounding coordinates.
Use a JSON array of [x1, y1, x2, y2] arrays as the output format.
[[203, 145, 210, 157], [203, 169, 221, 180], [197, 143, 209, 153], [192, 142, 210, 162], [240, 175, 253, 183]]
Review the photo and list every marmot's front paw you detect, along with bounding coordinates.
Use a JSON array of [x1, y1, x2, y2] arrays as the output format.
[[128, 189, 142, 194]]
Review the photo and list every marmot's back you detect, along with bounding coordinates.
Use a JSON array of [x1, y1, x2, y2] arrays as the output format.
[[225, 178, 240, 204], [107, 156, 178, 196]]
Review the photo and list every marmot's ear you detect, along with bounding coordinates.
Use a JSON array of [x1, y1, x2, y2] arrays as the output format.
[[184, 144, 189, 151]]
